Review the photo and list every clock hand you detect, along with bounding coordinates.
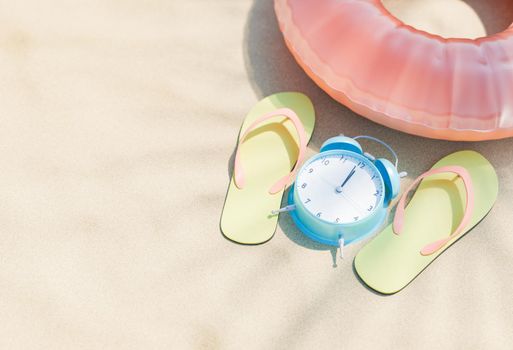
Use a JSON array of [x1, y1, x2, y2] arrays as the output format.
[[340, 166, 357, 188]]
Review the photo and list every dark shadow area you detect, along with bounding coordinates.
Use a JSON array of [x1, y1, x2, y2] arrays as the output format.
[[463, 0, 513, 35]]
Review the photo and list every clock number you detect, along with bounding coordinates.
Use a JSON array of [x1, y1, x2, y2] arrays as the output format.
[[304, 198, 311, 204], [367, 205, 373, 211], [301, 183, 307, 189], [358, 161, 365, 169], [373, 191, 380, 196], [323, 160, 330, 166], [316, 212, 322, 218], [354, 216, 359, 221], [371, 174, 377, 180], [335, 218, 340, 223], [308, 168, 314, 173], [339, 156, 345, 161]]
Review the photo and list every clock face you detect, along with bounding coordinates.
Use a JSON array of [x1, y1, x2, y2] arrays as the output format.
[[296, 152, 384, 224]]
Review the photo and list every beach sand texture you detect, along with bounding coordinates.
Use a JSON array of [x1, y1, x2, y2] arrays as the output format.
[[0, 0, 512, 349]]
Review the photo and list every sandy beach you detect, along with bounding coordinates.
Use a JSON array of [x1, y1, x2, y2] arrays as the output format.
[[0, 0, 512, 348]]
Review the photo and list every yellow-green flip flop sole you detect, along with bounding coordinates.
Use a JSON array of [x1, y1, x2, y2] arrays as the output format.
[[354, 150, 498, 294], [220, 92, 315, 244]]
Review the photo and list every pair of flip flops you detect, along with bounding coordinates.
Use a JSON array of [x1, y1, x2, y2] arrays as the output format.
[[221, 93, 498, 294]]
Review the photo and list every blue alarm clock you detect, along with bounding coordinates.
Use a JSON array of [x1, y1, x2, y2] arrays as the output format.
[[274, 135, 406, 257]]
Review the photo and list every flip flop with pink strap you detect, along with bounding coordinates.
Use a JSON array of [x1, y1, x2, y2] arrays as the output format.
[[355, 151, 498, 294], [220, 92, 315, 244]]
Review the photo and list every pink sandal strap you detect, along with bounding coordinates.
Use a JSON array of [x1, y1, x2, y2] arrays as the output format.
[[233, 108, 307, 194], [393, 166, 475, 256]]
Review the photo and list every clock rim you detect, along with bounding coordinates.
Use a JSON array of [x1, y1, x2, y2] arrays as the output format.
[[293, 149, 385, 226]]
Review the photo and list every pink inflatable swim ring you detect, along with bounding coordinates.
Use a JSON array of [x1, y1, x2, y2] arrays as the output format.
[[275, 0, 513, 141]]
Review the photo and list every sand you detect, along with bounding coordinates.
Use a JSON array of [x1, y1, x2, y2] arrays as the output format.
[[0, 0, 512, 349]]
